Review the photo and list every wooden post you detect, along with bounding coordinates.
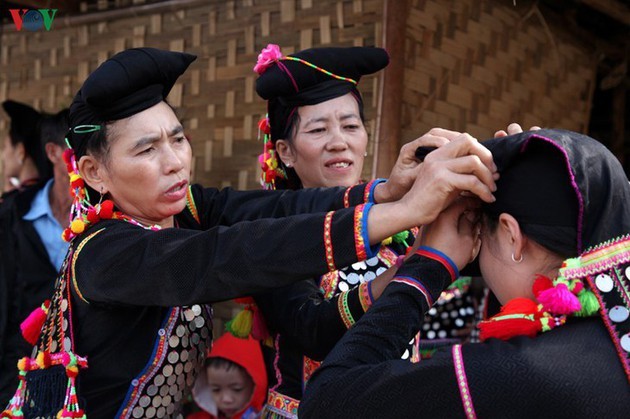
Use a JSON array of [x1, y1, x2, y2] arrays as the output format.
[[372, 0, 409, 178]]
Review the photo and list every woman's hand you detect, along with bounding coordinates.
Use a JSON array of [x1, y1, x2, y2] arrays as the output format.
[[396, 133, 497, 228], [374, 128, 496, 204], [494, 122, 541, 138], [366, 132, 496, 244], [420, 197, 481, 270]]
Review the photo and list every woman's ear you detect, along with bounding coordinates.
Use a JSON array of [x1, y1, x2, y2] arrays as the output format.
[[15, 142, 26, 164], [275, 139, 295, 167], [78, 155, 108, 194], [498, 213, 525, 261], [44, 143, 62, 164]]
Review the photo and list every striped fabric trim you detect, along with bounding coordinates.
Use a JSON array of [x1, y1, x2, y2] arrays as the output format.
[[392, 276, 434, 306], [343, 186, 352, 208], [416, 246, 459, 280], [185, 185, 200, 224], [452, 344, 477, 419], [354, 204, 368, 260], [324, 211, 336, 271]]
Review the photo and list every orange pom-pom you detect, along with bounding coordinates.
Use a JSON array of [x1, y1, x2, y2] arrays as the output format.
[[35, 351, 51, 369], [98, 200, 114, 219], [17, 357, 28, 371], [70, 219, 85, 234]]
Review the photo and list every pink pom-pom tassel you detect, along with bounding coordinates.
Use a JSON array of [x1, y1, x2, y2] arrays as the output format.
[[537, 283, 581, 315]]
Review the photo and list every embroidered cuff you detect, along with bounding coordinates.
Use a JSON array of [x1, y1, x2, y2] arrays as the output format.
[[416, 246, 459, 281], [358, 281, 373, 312], [337, 288, 367, 329], [355, 203, 379, 260]]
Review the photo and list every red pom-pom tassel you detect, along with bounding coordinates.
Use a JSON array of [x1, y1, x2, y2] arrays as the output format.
[[20, 300, 50, 345]]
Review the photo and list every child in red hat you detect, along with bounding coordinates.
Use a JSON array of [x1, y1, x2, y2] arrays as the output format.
[[188, 333, 267, 419]]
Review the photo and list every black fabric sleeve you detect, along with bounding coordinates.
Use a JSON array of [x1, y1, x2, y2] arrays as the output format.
[[253, 280, 365, 361], [72, 205, 364, 306], [192, 182, 373, 228]]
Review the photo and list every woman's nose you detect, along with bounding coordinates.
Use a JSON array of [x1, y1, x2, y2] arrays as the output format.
[[326, 129, 348, 151], [163, 145, 185, 172]]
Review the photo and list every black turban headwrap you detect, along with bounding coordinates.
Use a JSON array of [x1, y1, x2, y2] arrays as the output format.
[[255, 46, 389, 141], [68, 47, 196, 158], [482, 129, 630, 255]]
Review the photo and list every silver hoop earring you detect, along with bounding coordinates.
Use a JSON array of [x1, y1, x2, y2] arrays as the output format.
[[511, 252, 523, 263]]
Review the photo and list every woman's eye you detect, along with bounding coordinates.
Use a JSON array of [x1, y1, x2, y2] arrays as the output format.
[[174, 136, 186, 143], [307, 127, 325, 134]]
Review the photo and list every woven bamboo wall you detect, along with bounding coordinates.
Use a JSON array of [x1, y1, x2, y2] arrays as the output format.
[[399, 0, 596, 143], [0, 0, 384, 191]]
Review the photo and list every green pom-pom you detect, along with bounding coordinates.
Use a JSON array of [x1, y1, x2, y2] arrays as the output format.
[[446, 276, 471, 292], [391, 230, 409, 244], [575, 289, 600, 317], [225, 309, 253, 338]]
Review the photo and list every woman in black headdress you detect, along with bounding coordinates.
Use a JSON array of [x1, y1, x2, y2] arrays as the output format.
[[1, 47, 498, 419], [299, 129, 630, 418], [244, 44, 480, 418]]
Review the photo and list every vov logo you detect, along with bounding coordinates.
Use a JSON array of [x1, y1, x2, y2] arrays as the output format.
[[9, 9, 58, 31]]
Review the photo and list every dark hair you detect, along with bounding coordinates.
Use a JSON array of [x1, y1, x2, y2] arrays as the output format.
[[39, 109, 70, 148], [482, 208, 578, 261], [273, 92, 366, 191]]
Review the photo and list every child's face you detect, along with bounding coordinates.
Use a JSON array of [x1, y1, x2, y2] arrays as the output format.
[[206, 365, 254, 417]]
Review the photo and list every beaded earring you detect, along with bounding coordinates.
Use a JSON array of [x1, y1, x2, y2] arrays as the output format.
[[257, 115, 286, 191]]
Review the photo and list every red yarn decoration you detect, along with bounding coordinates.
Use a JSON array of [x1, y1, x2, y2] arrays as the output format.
[[532, 275, 553, 297], [478, 298, 542, 341]]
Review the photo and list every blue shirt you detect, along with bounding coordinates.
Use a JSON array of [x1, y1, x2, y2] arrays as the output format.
[[23, 179, 69, 271]]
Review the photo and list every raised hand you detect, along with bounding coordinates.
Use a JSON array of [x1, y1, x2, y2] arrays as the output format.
[[494, 122, 541, 138], [374, 128, 495, 203]]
